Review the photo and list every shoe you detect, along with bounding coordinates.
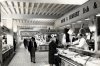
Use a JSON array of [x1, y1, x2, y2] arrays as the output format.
[[33, 62, 36, 63]]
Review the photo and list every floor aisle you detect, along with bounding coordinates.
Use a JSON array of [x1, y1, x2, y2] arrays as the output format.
[[8, 44, 49, 66]]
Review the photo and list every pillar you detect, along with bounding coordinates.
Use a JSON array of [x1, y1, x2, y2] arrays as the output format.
[[0, 5, 2, 66]]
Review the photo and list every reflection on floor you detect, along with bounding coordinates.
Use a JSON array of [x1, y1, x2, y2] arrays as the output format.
[[8, 44, 49, 66]]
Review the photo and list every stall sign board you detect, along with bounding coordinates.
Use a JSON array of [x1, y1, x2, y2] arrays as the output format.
[[55, 0, 100, 28]]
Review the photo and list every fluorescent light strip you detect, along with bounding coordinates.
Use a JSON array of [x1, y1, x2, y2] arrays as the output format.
[[72, 23, 75, 24], [85, 18, 90, 20], [66, 25, 70, 26], [96, 14, 100, 16], [62, 0, 88, 5], [1, 0, 88, 5], [77, 21, 82, 23]]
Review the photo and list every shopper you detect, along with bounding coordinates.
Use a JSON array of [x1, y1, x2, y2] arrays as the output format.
[[49, 37, 57, 66], [54, 36, 61, 66], [28, 37, 37, 63]]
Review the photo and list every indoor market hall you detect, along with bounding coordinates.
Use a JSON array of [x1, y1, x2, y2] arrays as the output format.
[[1, 0, 100, 66]]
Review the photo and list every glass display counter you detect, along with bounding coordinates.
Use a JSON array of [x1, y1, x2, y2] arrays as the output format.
[[2, 46, 15, 66], [57, 47, 100, 66]]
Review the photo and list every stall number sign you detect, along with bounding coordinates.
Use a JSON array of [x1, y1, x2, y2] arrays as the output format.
[[61, 1, 98, 23]]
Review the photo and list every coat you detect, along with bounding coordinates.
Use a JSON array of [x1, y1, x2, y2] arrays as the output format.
[[28, 40, 36, 56], [49, 41, 57, 64]]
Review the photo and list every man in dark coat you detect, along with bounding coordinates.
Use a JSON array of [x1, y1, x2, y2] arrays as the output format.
[[28, 37, 37, 63]]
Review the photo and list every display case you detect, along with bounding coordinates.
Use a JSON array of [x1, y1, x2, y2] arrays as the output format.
[[57, 47, 100, 66], [2, 45, 15, 66], [39, 44, 49, 51]]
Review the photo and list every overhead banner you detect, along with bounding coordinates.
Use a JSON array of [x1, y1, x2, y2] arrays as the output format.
[[20, 31, 38, 37], [54, 0, 100, 28], [40, 29, 63, 34]]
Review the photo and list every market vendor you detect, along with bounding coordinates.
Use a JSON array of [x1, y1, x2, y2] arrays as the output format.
[[72, 33, 89, 50], [62, 28, 70, 49]]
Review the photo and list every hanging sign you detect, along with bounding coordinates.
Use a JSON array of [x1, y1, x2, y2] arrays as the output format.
[[55, 0, 100, 28], [20, 31, 38, 37]]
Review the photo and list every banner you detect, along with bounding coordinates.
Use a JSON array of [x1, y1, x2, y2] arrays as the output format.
[[55, 0, 100, 28]]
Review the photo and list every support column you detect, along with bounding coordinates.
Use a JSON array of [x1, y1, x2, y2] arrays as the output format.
[[96, 16, 100, 50], [6, 18, 13, 46], [94, 16, 98, 51], [0, 5, 2, 66]]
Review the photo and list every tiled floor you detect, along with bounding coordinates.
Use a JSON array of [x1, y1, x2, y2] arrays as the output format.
[[8, 44, 50, 66]]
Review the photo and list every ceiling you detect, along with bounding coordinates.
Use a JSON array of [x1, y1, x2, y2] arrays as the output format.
[[0, 0, 84, 31]]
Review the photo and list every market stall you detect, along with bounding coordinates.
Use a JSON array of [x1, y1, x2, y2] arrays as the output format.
[[54, 0, 100, 66]]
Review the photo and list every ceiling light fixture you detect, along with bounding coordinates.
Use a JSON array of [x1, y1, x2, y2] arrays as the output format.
[[77, 21, 82, 23], [72, 23, 75, 24], [63, 0, 88, 5], [96, 14, 100, 16], [85, 18, 90, 20], [66, 25, 70, 26]]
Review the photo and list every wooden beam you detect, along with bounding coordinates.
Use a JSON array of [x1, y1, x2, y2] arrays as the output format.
[[1, 4, 8, 14], [7, 1, 16, 14], [38, 3, 45, 15], [52, 4, 66, 15], [45, 4, 56, 15], [34, 3, 40, 15], [14, 1, 19, 14], [56, 5, 72, 15], [49, 4, 61, 15], [41, 4, 51, 15], [61, 5, 76, 15], [20, 2, 24, 14], [30, 3, 34, 14], [25, 2, 29, 14], [1, 2, 11, 14]]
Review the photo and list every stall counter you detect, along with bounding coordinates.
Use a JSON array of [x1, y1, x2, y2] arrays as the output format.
[[57, 48, 100, 66], [2, 47, 15, 66]]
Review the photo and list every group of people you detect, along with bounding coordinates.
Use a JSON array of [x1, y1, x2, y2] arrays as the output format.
[[62, 28, 89, 50], [23, 37, 37, 63], [23, 35, 61, 65]]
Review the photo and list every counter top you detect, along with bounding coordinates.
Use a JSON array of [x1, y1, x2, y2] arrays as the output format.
[[2, 47, 14, 54], [57, 48, 100, 66]]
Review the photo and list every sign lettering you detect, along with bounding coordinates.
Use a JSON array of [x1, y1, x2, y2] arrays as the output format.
[[61, 18, 65, 23], [69, 11, 80, 19], [93, 2, 97, 9], [83, 6, 89, 14], [58, 0, 100, 26]]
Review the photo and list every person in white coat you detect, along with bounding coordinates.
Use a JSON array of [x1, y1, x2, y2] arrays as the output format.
[[73, 33, 89, 50]]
